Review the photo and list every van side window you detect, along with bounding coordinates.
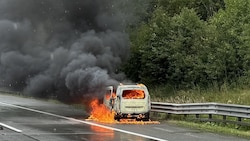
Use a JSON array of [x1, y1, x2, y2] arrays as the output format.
[[122, 90, 145, 99]]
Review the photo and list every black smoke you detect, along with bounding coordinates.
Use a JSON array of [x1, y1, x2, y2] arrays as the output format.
[[0, 0, 148, 102]]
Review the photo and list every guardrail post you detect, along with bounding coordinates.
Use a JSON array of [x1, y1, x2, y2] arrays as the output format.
[[222, 115, 227, 125], [196, 114, 200, 119], [165, 113, 171, 119], [209, 114, 212, 120], [236, 117, 242, 128], [223, 115, 226, 121], [184, 114, 187, 119], [238, 117, 242, 122]]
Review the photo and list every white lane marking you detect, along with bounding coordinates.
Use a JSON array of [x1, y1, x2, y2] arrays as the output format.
[[0, 102, 168, 141], [0, 122, 22, 133], [154, 127, 173, 133], [185, 133, 200, 138]]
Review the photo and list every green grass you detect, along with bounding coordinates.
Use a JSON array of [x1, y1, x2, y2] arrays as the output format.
[[150, 84, 250, 105], [151, 112, 250, 139], [168, 120, 250, 139], [149, 84, 250, 139]]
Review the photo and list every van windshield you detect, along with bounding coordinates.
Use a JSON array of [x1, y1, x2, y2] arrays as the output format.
[[122, 90, 145, 99]]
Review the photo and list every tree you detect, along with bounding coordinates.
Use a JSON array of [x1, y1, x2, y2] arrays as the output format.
[[126, 7, 210, 87], [123, 23, 151, 82], [125, 0, 250, 89], [209, 0, 250, 84], [158, 0, 224, 20]]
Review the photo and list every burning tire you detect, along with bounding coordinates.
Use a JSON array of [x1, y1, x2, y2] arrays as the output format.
[[114, 113, 122, 121], [135, 112, 150, 121]]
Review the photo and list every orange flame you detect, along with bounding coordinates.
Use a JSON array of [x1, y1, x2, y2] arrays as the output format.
[[122, 90, 145, 99], [87, 99, 115, 123], [105, 93, 116, 99]]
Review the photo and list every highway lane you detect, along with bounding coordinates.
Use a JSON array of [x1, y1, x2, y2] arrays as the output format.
[[0, 107, 148, 141], [0, 92, 249, 141], [0, 93, 155, 141]]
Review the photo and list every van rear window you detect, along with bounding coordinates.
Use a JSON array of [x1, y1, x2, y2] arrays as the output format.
[[122, 90, 145, 99]]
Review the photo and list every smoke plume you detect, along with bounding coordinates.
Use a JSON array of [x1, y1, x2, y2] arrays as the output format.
[[0, 0, 148, 101]]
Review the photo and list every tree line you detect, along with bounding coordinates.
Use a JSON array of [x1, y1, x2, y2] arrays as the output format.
[[122, 0, 250, 89]]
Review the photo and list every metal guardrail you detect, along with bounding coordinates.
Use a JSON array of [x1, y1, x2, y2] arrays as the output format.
[[151, 102, 250, 125]]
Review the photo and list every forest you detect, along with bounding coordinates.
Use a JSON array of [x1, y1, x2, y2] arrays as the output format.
[[123, 0, 250, 91]]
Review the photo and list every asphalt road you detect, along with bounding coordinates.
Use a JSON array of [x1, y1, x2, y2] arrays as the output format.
[[0, 92, 249, 141]]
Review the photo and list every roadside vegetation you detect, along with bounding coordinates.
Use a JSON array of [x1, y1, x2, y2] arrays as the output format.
[[123, 0, 250, 138], [150, 84, 250, 105], [124, 0, 250, 93], [148, 84, 250, 138], [168, 120, 250, 139]]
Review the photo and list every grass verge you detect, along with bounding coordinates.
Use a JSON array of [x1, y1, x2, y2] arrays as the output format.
[[168, 120, 250, 139], [151, 113, 250, 139], [150, 84, 250, 139]]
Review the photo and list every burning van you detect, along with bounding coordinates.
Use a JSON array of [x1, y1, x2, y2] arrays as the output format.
[[103, 84, 151, 121]]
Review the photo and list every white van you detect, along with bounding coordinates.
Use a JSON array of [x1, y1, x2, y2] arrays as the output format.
[[103, 84, 151, 121]]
